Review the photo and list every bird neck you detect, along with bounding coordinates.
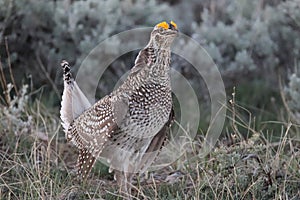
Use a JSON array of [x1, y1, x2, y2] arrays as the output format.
[[148, 46, 171, 85], [132, 45, 172, 87]]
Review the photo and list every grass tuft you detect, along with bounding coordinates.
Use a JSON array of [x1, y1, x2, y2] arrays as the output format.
[[0, 66, 299, 199]]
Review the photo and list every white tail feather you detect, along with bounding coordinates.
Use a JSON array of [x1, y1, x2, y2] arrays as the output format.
[[60, 60, 91, 132]]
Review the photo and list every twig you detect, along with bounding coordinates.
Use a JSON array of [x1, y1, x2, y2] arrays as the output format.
[[5, 38, 19, 96], [278, 74, 298, 124], [229, 87, 240, 135], [0, 57, 9, 105], [35, 53, 61, 99], [0, 0, 13, 45]]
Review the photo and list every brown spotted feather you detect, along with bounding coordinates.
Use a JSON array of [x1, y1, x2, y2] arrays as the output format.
[[61, 21, 178, 197]]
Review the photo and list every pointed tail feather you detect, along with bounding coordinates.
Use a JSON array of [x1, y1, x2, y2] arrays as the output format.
[[61, 60, 73, 85], [60, 60, 92, 132]]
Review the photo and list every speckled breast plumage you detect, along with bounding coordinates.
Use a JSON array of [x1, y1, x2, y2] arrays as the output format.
[[61, 21, 178, 189], [102, 80, 172, 172]]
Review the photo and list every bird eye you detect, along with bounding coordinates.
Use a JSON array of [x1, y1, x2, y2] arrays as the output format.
[[158, 28, 164, 33]]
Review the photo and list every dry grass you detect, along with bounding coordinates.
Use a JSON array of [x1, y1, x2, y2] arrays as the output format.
[[0, 60, 300, 199]]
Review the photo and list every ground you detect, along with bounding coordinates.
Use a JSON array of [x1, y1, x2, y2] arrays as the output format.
[[0, 86, 299, 199]]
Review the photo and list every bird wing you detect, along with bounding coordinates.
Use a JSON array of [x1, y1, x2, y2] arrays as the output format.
[[66, 95, 124, 179], [139, 106, 174, 173], [60, 60, 91, 132]]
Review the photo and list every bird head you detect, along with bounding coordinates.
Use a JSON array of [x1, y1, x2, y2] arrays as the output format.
[[149, 21, 178, 50]]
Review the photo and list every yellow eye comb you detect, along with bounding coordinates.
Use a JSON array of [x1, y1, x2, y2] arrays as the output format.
[[170, 21, 177, 29], [156, 21, 169, 29], [156, 21, 178, 30]]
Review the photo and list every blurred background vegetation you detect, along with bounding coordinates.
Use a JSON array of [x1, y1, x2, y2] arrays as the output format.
[[0, 0, 299, 125], [0, 0, 299, 199]]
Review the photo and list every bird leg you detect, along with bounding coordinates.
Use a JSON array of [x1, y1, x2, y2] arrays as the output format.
[[114, 170, 134, 199]]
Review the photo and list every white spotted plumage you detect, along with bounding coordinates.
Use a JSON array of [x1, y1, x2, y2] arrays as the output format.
[[60, 21, 178, 197]]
